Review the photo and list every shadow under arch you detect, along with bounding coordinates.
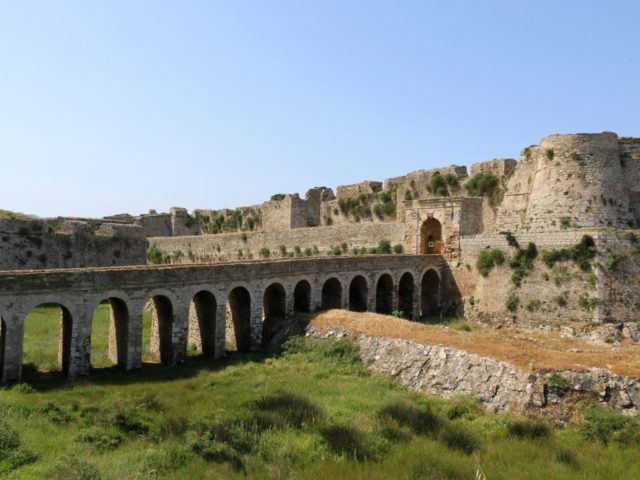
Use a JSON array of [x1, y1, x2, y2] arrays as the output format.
[[321, 278, 342, 310], [226, 286, 252, 353], [262, 283, 286, 345], [189, 290, 217, 357], [0, 315, 6, 378], [398, 273, 415, 320], [375, 274, 394, 315], [349, 275, 368, 312], [420, 269, 441, 317], [293, 280, 311, 313]]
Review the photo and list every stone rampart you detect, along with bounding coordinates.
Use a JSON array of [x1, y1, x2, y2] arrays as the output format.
[[0, 218, 145, 271], [148, 222, 405, 263]]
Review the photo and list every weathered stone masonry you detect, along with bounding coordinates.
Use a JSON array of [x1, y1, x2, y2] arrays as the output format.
[[0, 255, 450, 382]]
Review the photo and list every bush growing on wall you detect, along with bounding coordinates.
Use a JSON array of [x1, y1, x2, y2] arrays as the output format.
[[475, 249, 505, 276]]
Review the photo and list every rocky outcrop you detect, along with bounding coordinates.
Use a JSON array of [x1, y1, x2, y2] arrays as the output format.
[[307, 326, 640, 422]]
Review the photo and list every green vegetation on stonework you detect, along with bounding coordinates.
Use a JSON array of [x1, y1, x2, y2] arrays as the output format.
[[464, 172, 504, 206], [427, 172, 458, 197], [476, 249, 505, 277], [4, 306, 640, 479], [337, 191, 396, 222], [541, 235, 597, 271]]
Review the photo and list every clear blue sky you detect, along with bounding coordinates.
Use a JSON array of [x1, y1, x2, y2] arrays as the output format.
[[1, 1, 638, 218]]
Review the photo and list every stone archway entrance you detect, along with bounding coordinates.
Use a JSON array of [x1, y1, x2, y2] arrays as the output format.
[[420, 217, 443, 254]]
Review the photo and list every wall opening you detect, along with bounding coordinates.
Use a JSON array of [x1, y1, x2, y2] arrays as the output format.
[[23, 303, 73, 377], [149, 295, 174, 366], [420, 217, 443, 254], [398, 273, 415, 320], [189, 291, 217, 356], [293, 280, 311, 313], [226, 287, 251, 353], [321, 278, 342, 310], [375, 274, 394, 315], [262, 283, 286, 345], [0, 316, 6, 377], [91, 298, 129, 369], [421, 270, 441, 318], [349, 276, 368, 312]]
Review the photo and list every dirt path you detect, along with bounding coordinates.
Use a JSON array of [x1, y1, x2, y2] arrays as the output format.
[[309, 310, 640, 378]]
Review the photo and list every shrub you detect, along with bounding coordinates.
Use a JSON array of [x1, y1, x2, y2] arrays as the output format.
[[476, 249, 505, 277], [446, 395, 483, 420], [48, 455, 102, 480], [464, 172, 499, 198], [393, 243, 404, 254], [404, 190, 413, 201], [259, 247, 270, 258], [279, 245, 287, 257], [378, 401, 440, 435], [560, 217, 571, 229], [74, 429, 124, 451], [377, 239, 392, 254], [545, 148, 555, 160], [542, 235, 597, 271], [507, 419, 551, 439], [525, 299, 541, 312], [427, 172, 457, 197], [321, 424, 373, 461], [147, 245, 163, 264], [186, 430, 243, 468], [581, 405, 629, 444], [555, 448, 579, 467], [506, 293, 519, 312], [555, 292, 569, 307], [441, 424, 480, 454], [578, 294, 599, 311], [252, 392, 323, 428]]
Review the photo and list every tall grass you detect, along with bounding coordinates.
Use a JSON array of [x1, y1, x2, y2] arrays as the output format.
[[1, 307, 639, 479]]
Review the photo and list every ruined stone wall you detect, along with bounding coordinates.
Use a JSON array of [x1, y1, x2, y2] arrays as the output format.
[[148, 222, 405, 263], [0, 219, 146, 270], [336, 181, 383, 199], [134, 213, 173, 237], [470, 158, 517, 177], [385, 165, 468, 204], [455, 230, 640, 333], [620, 138, 640, 224], [496, 133, 636, 232]]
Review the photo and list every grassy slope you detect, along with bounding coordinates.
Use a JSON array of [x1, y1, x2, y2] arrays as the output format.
[[0, 306, 638, 479]]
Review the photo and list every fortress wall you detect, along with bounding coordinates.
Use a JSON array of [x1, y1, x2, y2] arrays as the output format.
[[336, 181, 383, 199], [0, 219, 146, 270], [148, 222, 406, 262], [456, 230, 640, 330], [470, 158, 517, 177], [496, 133, 636, 232], [385, 165, 468, 203]]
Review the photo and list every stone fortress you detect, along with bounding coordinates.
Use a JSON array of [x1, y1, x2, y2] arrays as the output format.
[[1, 131, 640, 383]]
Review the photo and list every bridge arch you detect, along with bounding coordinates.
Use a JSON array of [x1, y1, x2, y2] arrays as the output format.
[[148, 295, 175, 366], [321, 277, 343, 310], [349, 275, 368, 312], [420, 269, 441, 317], [91, 297, 130, 368], [398, 272, 415, 319], [189, 290, 217, 356], [23, 302, 74, 377], [227, 286, 252, 353], [375, 273, 394, 315], [262, 283, 286, 345], [293, 279, 312, 313], [420, 217, 443, 254]]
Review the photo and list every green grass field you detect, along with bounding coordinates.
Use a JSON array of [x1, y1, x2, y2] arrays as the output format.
[[1, 306, 639, 479]]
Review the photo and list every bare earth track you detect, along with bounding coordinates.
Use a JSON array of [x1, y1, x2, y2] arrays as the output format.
[[310, 310, 640, 378]]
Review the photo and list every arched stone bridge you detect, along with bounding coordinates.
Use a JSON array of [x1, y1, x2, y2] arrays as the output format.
[[0, 255, 454, 383]]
